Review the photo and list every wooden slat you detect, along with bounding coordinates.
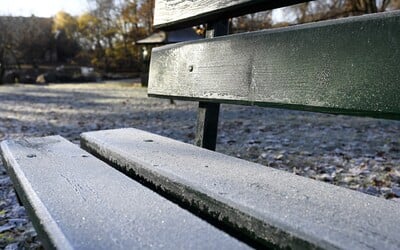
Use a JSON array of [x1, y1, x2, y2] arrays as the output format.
[[0, 136, 248, 250], [81, 128, 400, 250], [149, 11, 400, 120], [154, 0, 311, 29]]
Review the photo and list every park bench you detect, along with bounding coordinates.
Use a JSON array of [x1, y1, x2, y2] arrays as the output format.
[[1, 0, 400, 249]]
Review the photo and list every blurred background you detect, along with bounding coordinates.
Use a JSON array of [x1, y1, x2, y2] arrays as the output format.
[[0, 0, 399, 85]]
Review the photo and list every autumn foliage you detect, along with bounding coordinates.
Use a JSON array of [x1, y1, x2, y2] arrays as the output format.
[[53, 0, 154, 72]]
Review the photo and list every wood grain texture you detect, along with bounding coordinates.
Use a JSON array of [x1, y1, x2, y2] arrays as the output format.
[[82, 128, 400, 249], [149, 11, 400, 119], [154, 0, 310, 29], [0, 136, 248, 250]]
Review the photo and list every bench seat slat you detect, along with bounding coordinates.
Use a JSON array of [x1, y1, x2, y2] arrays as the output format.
[[154, 0, 309, 29], [0, 136, 247, 250], [149, 11, 400, 120], [81, 128, 400, 250]]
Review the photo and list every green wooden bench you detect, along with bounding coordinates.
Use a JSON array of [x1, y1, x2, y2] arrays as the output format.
[[2, 1, 400, 249]]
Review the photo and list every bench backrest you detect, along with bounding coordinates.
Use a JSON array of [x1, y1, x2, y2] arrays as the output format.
[[148, 0, 400, 149]]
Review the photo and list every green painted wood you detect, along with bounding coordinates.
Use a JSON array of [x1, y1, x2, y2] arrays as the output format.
[[154, 0, 311, 29], [0, 136, 248, 249], [148, 11, 400, 120]]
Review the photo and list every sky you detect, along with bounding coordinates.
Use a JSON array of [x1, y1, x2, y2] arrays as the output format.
[[0, 0, 89, 17]]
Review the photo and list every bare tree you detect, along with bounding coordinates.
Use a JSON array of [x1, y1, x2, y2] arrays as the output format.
[[288, 0, 394, 25], [0, 17, 26, 82], [231, 10, 273, 33]]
